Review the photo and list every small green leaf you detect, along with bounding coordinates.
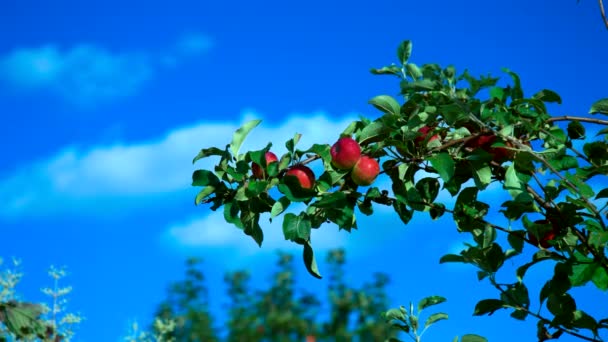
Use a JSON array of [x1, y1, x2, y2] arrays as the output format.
[[384, 308, 407, 321], [303, 241, 322, 279], [230, 119, 262, 158], [418, 295, 447, 312], [504, 164, 527, 199], [397, 40, 412, 65], [533, 89, 562, 104], [428, 152, 455, 183], [192, 170, 220, 187], [358, 120, 389, 144], [192, 147, 226, 164], [406, 63, 423, 79], [589, 98, 608, 115], [567, 121, 585, 139], [547, 293, 576, 316], [271, 197, 290, 218], [596, 188, 608, 199], [286, 133, 302, 153], [439, 254, 465, 263], [415, 178, 440, 204], [195, 186, 216, 205], [473, 299, 506, 316], [370, 64, 402, 76], [592, 266, 608, 291], [312, 191, 348, 208], [461, 334, 488, 342], [471, 163, 492, 190], [369, 95, 401, 116], [424, 312, 448, 328], [282, 213, 312, 242], [507, 230, 525, 254]]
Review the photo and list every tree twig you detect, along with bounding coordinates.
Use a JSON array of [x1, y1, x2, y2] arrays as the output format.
[[546, 116, 608, 125]]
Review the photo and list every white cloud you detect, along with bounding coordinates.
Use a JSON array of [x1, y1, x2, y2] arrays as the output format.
[[0, 32, 211, 105], [0, 111, 358, 217]]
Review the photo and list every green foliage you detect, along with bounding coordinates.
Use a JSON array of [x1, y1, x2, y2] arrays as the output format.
[[190, 37, 608, 341], [382, 295, 481, 342], [0, 259, 82, 342]]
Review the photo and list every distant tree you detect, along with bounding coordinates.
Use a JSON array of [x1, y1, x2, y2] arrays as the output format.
[[153, 258, 219, 342], [146, 249, 398, 341]]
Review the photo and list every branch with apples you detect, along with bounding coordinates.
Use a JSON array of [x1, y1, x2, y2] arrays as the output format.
[[191, 40, 608, 341]]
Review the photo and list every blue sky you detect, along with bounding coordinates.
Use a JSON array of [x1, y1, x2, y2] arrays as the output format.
[[1, 0, 607, 341]]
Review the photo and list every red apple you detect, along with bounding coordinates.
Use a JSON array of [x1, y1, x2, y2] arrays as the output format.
[[415, 126, 440, 145], [251, 152, 279, 179], [527, 219, 558, 248], [331, 137, 361, 170], [351, 156, 380, 186], [465, 134, 513, 163], [285, 165, 316, 190]]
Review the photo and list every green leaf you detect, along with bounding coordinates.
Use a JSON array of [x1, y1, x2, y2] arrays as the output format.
[[192, 147, 226, 164], [471, 163, 492, 190], [422, 312, 447, 328], [230, 119, 262, 158], [439, 254, 465, 263], [384, 308, 407, 322], [570, 262, 599, 287], [303, 241, 322, 279], [428, 152, 455, 183], [567, 120, 585, 139], [192, 170, 220, 187], [533, 89, 562, 104], [400, 79, 438, 92], [286, 133, 302, 153], [596, 188, 608, 199], [415, 178, 440, 204], [370, 64, 402, 76], [3, 302, 46, 338], [489, 87, 504, 101], [358, 120, 389, 144], [507, 230, 525, 254], [312, 191, 348, 208], [504, 164, 527, 199], [547, 293, 576, 317], [282, 213, 312, 242], [502, 68, 523, 100], [406, 63, 423, 79], [393, 201, 413, 224], [223, 200, 243, 229], [242, 211, 264, 247], [369, 95, 401, 116], [592, 266, 608, 291], [271, 197, 290, 218], [418, 295, 446, 312], [397, 40, 412, 65], [461, 334, 488, 342], [195, 186, 216, 205], [473, 299, 506, 316], [589, 98, 608, 115]]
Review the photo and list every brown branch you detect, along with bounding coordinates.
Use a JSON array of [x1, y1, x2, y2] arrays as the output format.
[[547, 116, 608, 125], [600, 0, 608, 30]]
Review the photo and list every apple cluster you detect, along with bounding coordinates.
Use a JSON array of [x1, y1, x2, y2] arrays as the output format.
[[249, 136, 380, 190], [330, 136, 380, 186], [251, 151, 316, 190]]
